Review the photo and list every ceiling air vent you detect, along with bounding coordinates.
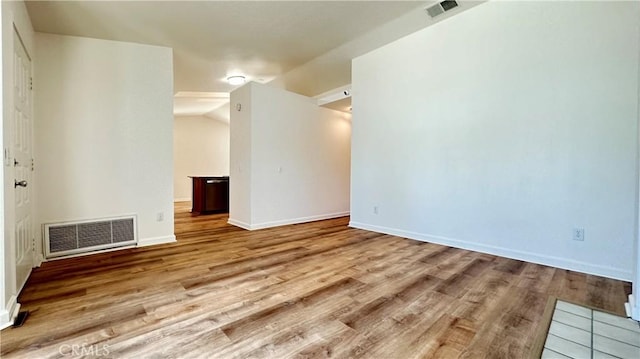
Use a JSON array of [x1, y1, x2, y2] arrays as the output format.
[[426, 0, 458, 18]]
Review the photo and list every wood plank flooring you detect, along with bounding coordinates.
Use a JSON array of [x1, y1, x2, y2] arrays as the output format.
[[0, 202, 631, 358]]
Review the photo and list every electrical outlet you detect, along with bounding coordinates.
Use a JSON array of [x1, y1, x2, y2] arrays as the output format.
[[157, 212, 164, 222], [572, 227, 584, 241], [373, 206, 378, 215]]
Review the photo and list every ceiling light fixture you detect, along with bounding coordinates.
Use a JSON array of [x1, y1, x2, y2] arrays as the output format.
[[227, 76, 246, 86]]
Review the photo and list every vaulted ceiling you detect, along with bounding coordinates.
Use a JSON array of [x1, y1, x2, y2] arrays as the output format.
[[26, 1, 423, 91], [25, 1, 482, 118]]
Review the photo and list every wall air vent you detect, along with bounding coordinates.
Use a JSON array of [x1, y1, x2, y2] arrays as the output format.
[[426, 0, 459, 18], [44, 215, 137, 259]]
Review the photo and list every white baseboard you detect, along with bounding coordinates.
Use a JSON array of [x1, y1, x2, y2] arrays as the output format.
[[628, 294, 640, 321], [137, 235, 177, 247], [34, 253, 44, 268], [45, 244, 137, 261], [625, 294, 633, 318], [227, 218, 252, 230], [0, 296, 20, 330], [229, 212, 350, 231], [173, 198, 191, 203], [349, 221, 632, 282]]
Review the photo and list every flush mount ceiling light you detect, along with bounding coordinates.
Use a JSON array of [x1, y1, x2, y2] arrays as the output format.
[[227, 76, 246, 86]]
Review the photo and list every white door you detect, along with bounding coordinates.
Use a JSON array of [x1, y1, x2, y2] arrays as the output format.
[[13, 30, 34, 291]]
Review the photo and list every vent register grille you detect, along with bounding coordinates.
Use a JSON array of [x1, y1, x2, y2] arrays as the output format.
[[45, 217, 136, 258], [426, 0, 458, 18]]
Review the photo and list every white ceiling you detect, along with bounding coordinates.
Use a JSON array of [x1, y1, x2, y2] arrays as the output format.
[[25, 1, 482, 119], [26, 1, 423, 92], [173, 91, 229, 118], [321, 97, 352, 113]]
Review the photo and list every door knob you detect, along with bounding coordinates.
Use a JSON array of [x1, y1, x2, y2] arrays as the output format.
[[14, 180, 27, 188]]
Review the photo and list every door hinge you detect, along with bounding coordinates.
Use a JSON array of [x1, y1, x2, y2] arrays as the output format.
[[29, 77, 32, 90], [31, 158, 34, 171]]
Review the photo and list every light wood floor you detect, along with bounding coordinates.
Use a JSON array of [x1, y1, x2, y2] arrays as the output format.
[[0, 202, 631, 358]]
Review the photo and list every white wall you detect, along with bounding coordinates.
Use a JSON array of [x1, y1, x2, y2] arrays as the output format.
[[1, 0, 34, 329], [229, 82, 351, 230], [229, 84, 252, 226], [271, 2, 483, 97], [351, 1, 640, 280], [34, 33, 175, 248], [173, 116, 229, 201]]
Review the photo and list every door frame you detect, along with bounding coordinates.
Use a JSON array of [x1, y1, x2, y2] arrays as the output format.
[[634, 58, 640, 321], [634, 20, 640, 321]]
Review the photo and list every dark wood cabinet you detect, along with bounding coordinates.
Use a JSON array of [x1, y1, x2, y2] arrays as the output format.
[[190, 176, 229, 215]]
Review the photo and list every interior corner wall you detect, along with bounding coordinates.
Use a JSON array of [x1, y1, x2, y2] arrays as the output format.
[[229, 82, 351, 230], [34, 33, 175, 247], [173, 116, 230, 201], [351, 1, 640, 280], [1, 0, 34, 328]]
